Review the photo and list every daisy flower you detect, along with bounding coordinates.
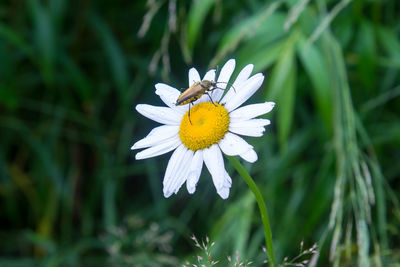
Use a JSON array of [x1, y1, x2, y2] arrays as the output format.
[[131, 59, 275, 199]]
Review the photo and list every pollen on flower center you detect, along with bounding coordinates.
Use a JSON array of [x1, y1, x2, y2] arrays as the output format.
[[179, 102, 230, 151]]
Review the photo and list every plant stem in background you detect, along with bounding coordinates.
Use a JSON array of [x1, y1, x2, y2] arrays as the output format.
[[227, 156, 276, 267]]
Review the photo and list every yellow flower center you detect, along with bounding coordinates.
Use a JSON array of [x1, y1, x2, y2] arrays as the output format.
[[179, 102, 230, 151]]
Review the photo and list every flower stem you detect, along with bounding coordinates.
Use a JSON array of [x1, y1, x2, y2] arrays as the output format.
[[227, 156, 276, 267]]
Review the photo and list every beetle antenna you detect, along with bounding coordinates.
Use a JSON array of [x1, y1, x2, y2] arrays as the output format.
[[214, 81, 237, 92]]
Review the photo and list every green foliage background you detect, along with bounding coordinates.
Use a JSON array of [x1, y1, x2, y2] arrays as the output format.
[[1, 0, 399, 266]]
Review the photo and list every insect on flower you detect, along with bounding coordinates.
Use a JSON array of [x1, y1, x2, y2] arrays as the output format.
[[132, 59, 275, 199], [175, 80, 235, 124]]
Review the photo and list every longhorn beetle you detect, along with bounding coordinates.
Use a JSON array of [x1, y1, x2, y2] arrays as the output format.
[[175, 80, 236, 124]]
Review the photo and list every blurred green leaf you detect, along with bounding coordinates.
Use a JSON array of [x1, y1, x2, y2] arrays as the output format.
[[211, 1, 283, 67], [0, 86, 18, 110], [60, 54, 93, 104], [103, 177, 117, 230], [49, 0, 67, 22], [298, 36, 333, 133], [28, 0, 56, 85], [307, 0, 351, 44], [284, 0, 311, 30], [377, 27, 400, 69], [266, 33, 298, 149], [0, 117, 64, 194], [211, 192, 254, 257], [235, 13, 287, 71], [186, 0, 214, 56], [0, 258, 37, 267], [355, 21, 377, 92], [0, 23, 35, 58], [90, 13, 129, 99], [238, 38, 285, 73]]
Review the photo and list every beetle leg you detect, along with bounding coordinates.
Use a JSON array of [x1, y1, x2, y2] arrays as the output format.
[[213, 82, 237, 92], [210, 87, 226, 91], [205, 92, 217, 106], [188, 102, 193, 125]]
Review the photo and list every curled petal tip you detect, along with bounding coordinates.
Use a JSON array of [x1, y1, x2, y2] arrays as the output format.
[[163, 189, 173, 198], [135, 104, 144, 112], [217, 188, 230, 199]]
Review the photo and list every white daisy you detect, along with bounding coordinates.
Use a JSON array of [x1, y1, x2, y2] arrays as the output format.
[[132, 59, 275, 199]]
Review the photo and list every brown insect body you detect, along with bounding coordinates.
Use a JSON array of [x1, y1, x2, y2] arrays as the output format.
[[175, 80, 233, 124], [175, 80, 215, 106]]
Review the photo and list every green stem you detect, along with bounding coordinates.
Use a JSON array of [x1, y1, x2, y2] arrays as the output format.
[[227, 156, 276, 267]]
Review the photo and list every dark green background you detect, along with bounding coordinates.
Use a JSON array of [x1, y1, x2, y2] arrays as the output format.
[[1, 0, 399, 266]]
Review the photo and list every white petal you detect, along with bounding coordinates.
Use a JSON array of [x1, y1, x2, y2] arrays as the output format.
[[217, 59, 236, 88], [203, 69, 216, 81], [229, 102, 275, 121], [229, 126, 266, 137], [188, 67, 201, 87], [163, 145, 193, 197], [135, 136, 181, 160], [131, 125, 179, 150], [240, 148, 258, 163], [212, 59, 236, 101], [230, 118, 271, 128], [136, 104, 182, 125], [217, 171, 232, 199], [154, 83, 179, 107], [186, 150, 203, 194], [221, 64, 254, 104], [219, 132, 253, 156], [163, 145, 186, 196], [173, 150, 194, 194], [154, 83, 187, 113], [203, 144, 227, 194], [224, 73, 264, 112], [229, 119, 271, 137]]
